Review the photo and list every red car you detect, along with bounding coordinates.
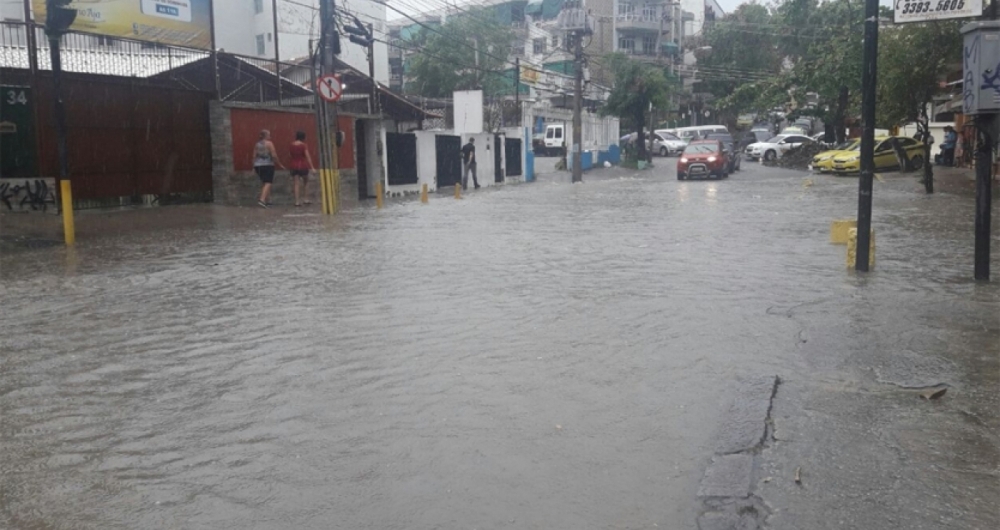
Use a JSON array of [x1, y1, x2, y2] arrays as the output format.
[[677, 140, 730, 180]]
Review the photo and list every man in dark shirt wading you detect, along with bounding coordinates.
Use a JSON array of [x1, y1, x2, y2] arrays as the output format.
[[461, 137, 480, 190]]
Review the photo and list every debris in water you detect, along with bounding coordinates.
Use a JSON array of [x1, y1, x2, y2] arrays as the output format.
[[794, 466, 802, 484], [920, 387, 947, 400]]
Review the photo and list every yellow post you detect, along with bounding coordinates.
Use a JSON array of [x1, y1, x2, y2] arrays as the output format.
[[320, 169, 331, 215], [847, 227, 876, 269], [454, 183, 461, 199], [830, 219, 857, 244], [60, 180, 75, 245], [376, 181, 384, 209], [420, 183, 428, 203], [330, 168, 339, 214]]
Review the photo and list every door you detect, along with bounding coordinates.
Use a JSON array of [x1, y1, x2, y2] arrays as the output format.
[[494, 134, 504, 183], [386, 132, 418, 185], [356, 120, 368, 199], [436, 135, 462, 188], [505, 138, 522, 176]]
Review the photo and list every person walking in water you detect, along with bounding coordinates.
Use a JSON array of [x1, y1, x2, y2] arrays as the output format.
[[461, 137, 480, 190], [252, 129, 283, 208], [289, 131, 315, 207]]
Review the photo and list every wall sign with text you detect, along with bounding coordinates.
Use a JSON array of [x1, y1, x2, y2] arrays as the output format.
[[894, 0, 983, 24], [33, 0, 213, 50]]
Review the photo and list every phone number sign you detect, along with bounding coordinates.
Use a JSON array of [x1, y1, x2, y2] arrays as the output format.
[[894, 0, 982, 23]]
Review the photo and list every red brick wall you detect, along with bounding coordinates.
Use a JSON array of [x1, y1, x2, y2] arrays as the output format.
[[230, 108, 354, 170]]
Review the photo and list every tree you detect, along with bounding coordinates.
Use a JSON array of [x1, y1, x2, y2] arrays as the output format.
[[407, 9, 514, 98], [694, 2, 784, 124], [600, 53, 672, 161]]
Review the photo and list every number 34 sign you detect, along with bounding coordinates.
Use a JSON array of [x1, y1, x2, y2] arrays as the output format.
[[894, 0, 982, 23]]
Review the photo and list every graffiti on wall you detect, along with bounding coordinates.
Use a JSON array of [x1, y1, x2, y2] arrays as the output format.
[[0, 178, 56, 212]]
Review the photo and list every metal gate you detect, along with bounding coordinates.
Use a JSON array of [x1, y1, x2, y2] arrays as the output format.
[[436, 135, 462, 188], [33, 73, 213, 201], [505, 138, 523, 176], [494, 134, 504, 183], [386, 132, 418, 185]]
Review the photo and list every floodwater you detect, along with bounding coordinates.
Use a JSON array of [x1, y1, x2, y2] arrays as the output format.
[[1, 162, 997, 529]]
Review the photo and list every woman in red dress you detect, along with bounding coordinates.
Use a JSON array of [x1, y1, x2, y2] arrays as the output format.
[[289, 131, 315, 207]]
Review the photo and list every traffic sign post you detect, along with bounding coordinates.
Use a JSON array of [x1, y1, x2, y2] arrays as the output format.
[[317, 74, 343, 103]]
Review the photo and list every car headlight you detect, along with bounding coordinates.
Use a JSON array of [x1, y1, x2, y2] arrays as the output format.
[[679, 157, 688, 163], [707, 156, 717, 162]]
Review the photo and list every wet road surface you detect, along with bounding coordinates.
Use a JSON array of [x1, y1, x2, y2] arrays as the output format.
[[1, 160, 997, 529]]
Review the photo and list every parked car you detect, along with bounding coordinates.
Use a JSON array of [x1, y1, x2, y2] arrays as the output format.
[[704, 132, 741, 173], [829, 136, 926, 174], [810, 139, 860, 172], [650, 130, 687, 156], [745, 134, 814, 161], [678, 140, 729, 180], [672, 125, 729, 144]]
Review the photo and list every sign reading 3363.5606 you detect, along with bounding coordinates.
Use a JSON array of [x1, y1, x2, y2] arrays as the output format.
[[894, 0, 982, 23]]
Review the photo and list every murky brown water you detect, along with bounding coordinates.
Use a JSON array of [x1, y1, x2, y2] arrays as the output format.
[[2, 163, 997, 529]]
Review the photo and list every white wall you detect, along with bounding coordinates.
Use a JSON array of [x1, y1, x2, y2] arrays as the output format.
[[0, 0, 25, 20], [454, 90, 484, 136], [414, 131, 438, 192]]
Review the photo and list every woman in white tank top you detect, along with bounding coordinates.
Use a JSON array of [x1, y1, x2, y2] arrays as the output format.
[[251, 129, 283, 208]]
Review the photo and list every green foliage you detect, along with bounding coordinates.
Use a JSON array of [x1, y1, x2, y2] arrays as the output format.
[[599, 53, 673, 159], [407, 9, 514, 98], [876, 21, 962, 127]]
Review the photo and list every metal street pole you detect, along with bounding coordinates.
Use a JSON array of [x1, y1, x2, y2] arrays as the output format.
[[572, 29, 583, 183], [272, 0, 282, 105], [974, 115, 993, 280], [318, 0, 340, 213], [854, 0, 879, 272]]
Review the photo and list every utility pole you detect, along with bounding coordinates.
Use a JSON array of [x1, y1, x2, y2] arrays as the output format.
[[272, 0, 282, 105], [854, 0, 879, 272], [572, 28, 583, 182], [964, 7, 998, 281], [317, 0, 340, 214], [514, 57, 520, 108], [44, 0, 77, 244], [368, 23, 377, 115]]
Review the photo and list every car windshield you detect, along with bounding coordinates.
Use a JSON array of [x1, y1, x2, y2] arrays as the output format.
[[765, 136, 788, 143], [706, 135, 733, 144], [658, 132, 681, 141], [684, 144, 719, 154], [836, 140, 860, 150]]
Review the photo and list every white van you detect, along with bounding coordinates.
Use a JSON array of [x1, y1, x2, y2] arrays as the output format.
[[669, 125, 729, 144], [543, 124, 573, 155]]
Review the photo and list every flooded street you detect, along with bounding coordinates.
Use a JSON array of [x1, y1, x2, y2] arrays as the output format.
[[2, 161, 998, 529]]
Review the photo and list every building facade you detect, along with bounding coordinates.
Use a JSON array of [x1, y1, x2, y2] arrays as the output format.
[[214, 0, 389, 84]]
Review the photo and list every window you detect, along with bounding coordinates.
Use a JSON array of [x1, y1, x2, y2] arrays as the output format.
[[555, 128, 563, 139], [256, 34, 266, 56], [552, 35, 559, 48], [533, 38, 546, 55], [642, 3, 657, 19], [618, 37, 635, 53], [618, 2, 635, 16], [642, 36, 656, 54], [254, 0, 264, 14], [268, 33, 272, 43]]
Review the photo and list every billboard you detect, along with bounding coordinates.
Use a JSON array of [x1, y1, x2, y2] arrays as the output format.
[[33, 0, 213, 50], [894, 0, 983, 24]]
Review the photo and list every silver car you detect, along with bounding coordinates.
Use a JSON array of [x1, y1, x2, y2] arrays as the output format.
[[648, 131, 687, 157]]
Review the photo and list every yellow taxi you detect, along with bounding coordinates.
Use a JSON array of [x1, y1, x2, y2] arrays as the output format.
[[810, 139, 860, 172], [830, 136, 925, 175]]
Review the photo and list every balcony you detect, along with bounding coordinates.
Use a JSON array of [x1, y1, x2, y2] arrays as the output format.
[[616, 15, 661, 33]]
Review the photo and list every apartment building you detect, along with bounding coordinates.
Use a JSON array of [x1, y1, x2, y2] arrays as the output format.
[[214, 0, 389, 83]]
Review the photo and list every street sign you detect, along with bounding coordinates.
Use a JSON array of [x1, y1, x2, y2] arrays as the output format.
[[317, 74, 343, 102], [894, 0, 983, 24]]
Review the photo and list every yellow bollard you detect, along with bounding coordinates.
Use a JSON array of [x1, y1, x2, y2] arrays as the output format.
[[846, 227, 876, 269], [320, 169, 331, 215], [830, 219, 857, 244], [454, 183, 461, 199], [329, 169, 340, 214], [420, 183, 428, 203], [60, 180, 75, 245], [375, 181, 384, 209]]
